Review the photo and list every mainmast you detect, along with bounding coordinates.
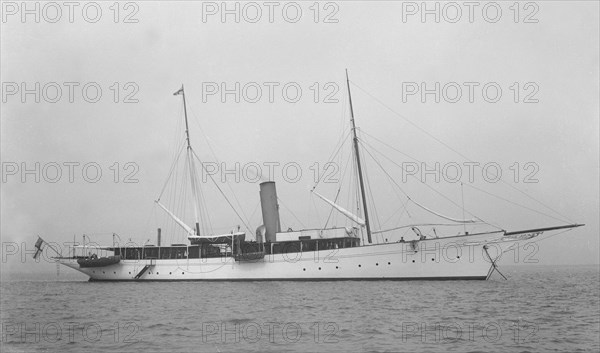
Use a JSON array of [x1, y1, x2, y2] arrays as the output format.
[[345, 70, 372, 244], [178, 85, 201, 236]]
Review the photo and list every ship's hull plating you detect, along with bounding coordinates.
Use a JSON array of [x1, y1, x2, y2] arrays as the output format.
[[58, 232, 518, 281]]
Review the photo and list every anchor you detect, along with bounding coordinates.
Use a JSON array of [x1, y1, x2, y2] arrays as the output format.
[[483, 245, 507, 280]]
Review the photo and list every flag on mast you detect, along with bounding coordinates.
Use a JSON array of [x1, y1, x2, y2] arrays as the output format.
[[33, 236, 45, 259], [173, 87, 183, 96]]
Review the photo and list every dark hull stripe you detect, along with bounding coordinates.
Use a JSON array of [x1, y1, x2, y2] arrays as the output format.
[[89, 276, 488, 282]]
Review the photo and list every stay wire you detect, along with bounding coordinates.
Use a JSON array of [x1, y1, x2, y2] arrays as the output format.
[[351, 81, 574, 224]]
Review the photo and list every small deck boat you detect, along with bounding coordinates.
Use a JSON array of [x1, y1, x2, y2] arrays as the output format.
[[77, 255, 121, 268]]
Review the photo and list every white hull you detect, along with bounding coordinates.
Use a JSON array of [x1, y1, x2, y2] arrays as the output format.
[[58, 232, 517, 281]]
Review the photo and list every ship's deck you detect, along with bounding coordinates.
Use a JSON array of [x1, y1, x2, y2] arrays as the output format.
[[104, 236, 361, 261]]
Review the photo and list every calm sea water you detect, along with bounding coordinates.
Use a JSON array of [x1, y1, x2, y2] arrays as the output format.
[[1, 265, 598, 353]]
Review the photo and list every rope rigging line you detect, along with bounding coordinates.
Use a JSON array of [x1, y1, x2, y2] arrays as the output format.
[[409, 200, 478, 224], [157, 98, 189, 243], [360, 129, 423, 165], [248, 200, 261, 228], [157, 140, 187, 201], [191, 149, 253, 235], [350, 81, 574, 225], [373, 222, 485, 234], [322, 188, 341, 229], [311, 124, 362, 230], [312, 129, 352, 190], [360, 133, 503, 229], [384, 201, 411, 228], [186, 103, 253, 230], [278, 197, 306, 229], [309, 192, 325, 231], [351, 144, 363, 242], [359, 135, 383, 236], [161, 154, 178, 243], [533, 227, 578, 243], [176, 158, 191, 238], [196, 174, 214, 236], [462, 182, 572, 224], [162, 154, 191, 242], [188, 148, 203, 228], [357, 131, 414, 227], [322, 151, 354, 229], [359, 136, 480, 221], [358, 138, 491, 226]]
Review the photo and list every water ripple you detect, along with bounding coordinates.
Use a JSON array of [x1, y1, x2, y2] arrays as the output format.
[[1, 265, 598, 353]]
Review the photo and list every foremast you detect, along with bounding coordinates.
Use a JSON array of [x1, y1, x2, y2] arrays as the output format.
[[345, 70, 373, 244], [177, 85, 201, 236]]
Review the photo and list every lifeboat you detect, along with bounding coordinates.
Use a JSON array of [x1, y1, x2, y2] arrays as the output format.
[[77, 255, 121, 268], [234, 251, 265, 262]]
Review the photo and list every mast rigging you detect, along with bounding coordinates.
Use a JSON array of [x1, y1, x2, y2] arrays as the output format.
[[179, 85, 201, 236], [346, 70, 373, 244]]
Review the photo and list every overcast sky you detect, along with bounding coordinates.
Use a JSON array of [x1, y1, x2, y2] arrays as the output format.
[[1, 1, 598, 276]]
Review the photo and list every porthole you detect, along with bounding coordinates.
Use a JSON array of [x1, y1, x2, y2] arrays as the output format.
[[431, 258, 435, 261], [388, 262, 391, 265], [128, 272, 131, 274], [156, 272, 159, 275], [169, 272, 172, 275], [318, 267, 321, 270], [182, 272, 184, 275], [376, 263, 379, 266], [102, 271, 105, 274], [113, 272, 116, 274], [358, 264, 361, 268], [336, 266, 339, 269], [92, 271, 95, 273], [412, 260, 415, 263], [457, 256, 461, 259], [303, 268, 306, 271]]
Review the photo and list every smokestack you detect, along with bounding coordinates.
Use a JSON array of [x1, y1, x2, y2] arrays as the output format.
[[259, 181, 281, 242], [157, 228, 161, 246]]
